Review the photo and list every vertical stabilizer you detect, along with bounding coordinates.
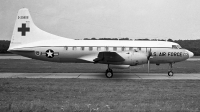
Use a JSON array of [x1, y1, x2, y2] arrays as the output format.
[[9, 8, 69, 49]]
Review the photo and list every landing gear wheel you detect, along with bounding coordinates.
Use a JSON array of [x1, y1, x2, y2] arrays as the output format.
[[168, 71, 174, 76], [105, 69, 113, 78], [168, 63, 174, 76]]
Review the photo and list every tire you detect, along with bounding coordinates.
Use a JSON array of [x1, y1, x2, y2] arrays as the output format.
[[168, 71, 174, 76], [105, 69, 113, 78]]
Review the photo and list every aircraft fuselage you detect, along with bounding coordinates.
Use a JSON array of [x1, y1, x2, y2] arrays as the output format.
[[10, 40, 190, 65]]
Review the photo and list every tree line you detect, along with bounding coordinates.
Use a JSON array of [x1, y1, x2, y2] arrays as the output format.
[[0, 40, 10, 53], [1, 39, 200, 56]]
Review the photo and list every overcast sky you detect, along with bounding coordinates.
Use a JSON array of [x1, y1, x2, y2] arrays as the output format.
[[1, 0, 200, 40]]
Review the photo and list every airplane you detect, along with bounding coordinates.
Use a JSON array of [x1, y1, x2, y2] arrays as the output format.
[[8, 8, 194, 78]]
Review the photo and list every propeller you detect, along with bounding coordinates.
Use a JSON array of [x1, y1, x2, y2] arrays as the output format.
[[147, 48, 152, 73]]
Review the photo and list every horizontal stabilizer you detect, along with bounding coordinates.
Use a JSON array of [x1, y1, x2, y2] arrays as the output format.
[[8, 49, 34, 52]]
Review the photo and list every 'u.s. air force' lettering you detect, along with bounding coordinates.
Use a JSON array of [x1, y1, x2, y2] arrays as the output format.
[[40, 49, 59, 58], [152, 52, 184, 57]]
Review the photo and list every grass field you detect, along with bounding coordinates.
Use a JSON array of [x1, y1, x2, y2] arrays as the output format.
[[1, 79, 200, 112], [1, 59, 200, 111], [0, 59, 200, 73]]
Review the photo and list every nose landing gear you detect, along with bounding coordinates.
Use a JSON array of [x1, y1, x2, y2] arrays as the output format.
[[168, 71, 174, 76], [168, 63, 174, 76]]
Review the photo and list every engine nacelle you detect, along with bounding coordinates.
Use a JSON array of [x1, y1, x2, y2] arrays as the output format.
[[130, 51, 148, 66], [109, 65, 130, 69], [117, 51, 148, 66]]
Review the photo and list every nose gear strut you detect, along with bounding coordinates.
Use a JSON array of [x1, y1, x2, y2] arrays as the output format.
[[168, 63, 174, 76]]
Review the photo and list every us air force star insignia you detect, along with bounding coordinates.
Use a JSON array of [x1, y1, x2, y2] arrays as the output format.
[[46, 50, 53, 58], [35, 51, 41, 56], [45, 49, 59, 58]]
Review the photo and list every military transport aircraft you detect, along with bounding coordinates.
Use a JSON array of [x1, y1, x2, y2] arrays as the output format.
[[8, 8, 194, 78]]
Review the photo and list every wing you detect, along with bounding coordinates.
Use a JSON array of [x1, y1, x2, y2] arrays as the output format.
[[93, 52, 125, 63], [78, 52, 125, 63]]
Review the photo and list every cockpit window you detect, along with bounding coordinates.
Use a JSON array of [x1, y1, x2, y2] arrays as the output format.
[[172, 45, 182, 49], [172, 45, 178, 49]]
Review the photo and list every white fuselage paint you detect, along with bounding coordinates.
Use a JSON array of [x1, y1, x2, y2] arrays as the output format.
[[11, 39, 190, 65]]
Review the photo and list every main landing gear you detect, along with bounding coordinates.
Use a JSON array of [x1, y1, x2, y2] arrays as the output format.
[[168, 63, 174, 76], [105, 63, 175, 78], [105, 64, 113, 78]]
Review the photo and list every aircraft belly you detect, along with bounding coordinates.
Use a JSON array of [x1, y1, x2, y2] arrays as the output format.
[[150, 55, 188, 63]]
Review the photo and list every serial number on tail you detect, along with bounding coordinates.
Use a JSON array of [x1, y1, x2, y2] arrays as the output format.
[[18, 16, 29, 19]]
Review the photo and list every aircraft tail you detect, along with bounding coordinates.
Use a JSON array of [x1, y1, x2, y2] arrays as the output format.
[[9, 8, 68, 50]]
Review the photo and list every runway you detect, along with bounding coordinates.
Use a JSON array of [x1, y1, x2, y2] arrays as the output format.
[[0, 56, 30, 59], [0, 55, 200, 79], [0, 73, 200, 79]]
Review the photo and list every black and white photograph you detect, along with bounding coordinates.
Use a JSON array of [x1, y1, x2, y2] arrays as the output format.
[[0, 0, 200, 111]]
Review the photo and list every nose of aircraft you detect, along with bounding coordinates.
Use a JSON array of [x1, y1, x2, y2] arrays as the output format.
[[186, 50, 194, 58]]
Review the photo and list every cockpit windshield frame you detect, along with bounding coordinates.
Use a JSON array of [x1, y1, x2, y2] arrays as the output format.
[[172, 45, 182, 49], [177, 45, 182, 49]]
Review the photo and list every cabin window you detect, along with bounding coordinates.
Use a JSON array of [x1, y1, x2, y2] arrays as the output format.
[[89, 47, 93, 51], [105, 47, 109, 51], [113, 47, 117, 51], [137, 47, 141, 51], [134, 49, 138, 52], [101, 47, 105, 51], [129, 47, 133, 51], [73, 47, 76, 50], [81, 47, 84, 51], [97, 47, 101, 51], [122, 47, 125, 51], [125, 47, 129, 51], [117, 47, 121, 51]]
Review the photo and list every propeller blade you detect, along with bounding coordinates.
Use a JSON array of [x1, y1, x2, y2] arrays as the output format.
[[147, 48, 152, 73], [147, 48, 152, 60], [148, 60, 150, 73]]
